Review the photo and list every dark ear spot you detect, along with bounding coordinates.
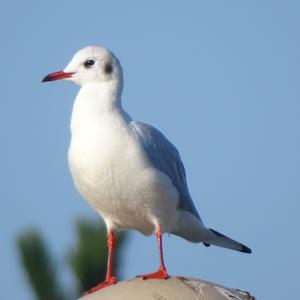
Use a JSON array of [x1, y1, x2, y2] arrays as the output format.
[[104, 63, 113, 74]]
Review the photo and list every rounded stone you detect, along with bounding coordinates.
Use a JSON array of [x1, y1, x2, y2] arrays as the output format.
[[79, 277, 255, 300]]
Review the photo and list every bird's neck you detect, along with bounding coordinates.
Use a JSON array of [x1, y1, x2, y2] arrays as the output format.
[[71, 80, 126, 131]]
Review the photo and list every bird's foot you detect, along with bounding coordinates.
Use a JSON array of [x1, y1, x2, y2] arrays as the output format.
[[137, 269, 169, 280], [82, 276, 117, 296]]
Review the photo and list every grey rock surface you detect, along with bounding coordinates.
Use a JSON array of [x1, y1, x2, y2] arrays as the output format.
[[79, 277, 255, 300]]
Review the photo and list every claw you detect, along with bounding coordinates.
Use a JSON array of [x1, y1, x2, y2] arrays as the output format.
[[82, 276, 117, 296], [137, 269, 169, 280]]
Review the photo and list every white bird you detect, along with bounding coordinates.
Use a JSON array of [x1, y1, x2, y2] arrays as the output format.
[[42, 46, 251, 295]]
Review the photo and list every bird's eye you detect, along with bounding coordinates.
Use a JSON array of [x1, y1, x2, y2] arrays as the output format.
[[84, 59, 95, 68]]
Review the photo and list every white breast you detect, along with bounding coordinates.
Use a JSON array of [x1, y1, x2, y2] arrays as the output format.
[[69, 114, 179, 235], [68, 84, 179, 234]]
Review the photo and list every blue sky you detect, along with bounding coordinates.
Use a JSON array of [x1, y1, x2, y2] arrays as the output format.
[[0, 1, 299, 299]]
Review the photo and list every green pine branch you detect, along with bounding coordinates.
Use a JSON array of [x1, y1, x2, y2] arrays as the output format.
[[17, 230, 66, 300], [16, 218, 128, 299]]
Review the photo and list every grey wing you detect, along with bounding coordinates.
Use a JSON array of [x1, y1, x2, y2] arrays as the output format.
[[130, 121, 202, 221]]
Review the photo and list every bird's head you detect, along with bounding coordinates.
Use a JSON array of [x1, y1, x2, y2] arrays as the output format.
[[42, 46, 123, 87]]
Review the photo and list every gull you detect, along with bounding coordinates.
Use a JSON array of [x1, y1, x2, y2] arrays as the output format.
[[42, 46, 251, 295]]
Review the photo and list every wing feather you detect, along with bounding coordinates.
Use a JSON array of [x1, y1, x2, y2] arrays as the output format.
[[130, 121, 201, 221]]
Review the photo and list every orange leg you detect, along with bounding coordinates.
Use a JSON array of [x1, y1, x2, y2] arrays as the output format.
[[137, 230, 169, 280], [82, 230, 117, 295]]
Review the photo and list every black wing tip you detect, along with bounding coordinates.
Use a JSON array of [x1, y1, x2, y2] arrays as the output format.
[[240, 244, 252, 254], [209, 228, 252, 254]]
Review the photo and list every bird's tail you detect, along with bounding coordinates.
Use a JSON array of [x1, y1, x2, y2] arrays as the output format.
[[172, 211, 252, 253]]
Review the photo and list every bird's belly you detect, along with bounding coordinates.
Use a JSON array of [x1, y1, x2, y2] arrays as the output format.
[[68, 132, 180, 234]]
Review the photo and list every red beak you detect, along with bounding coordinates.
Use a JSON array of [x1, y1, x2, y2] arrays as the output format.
[[42, 70, 74, 82]]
